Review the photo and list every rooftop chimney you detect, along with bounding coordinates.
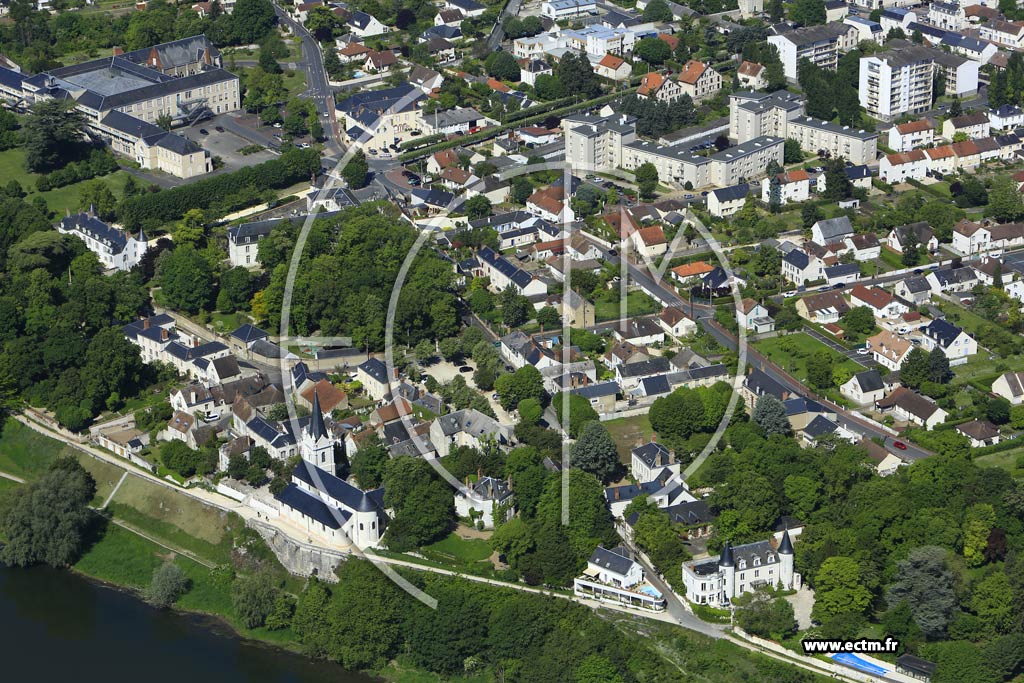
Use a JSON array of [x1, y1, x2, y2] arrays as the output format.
[[113, 46, 123, 56], [143, 318, 151, 330], [160, 329, 169, 341]]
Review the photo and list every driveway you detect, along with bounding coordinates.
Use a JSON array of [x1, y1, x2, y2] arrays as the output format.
[[802, 326, 877, 369]]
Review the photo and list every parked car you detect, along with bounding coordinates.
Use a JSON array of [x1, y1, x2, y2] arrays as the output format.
[[832, 283, 844, 289], [783, 290, 797, 298], [856, 347, 870, 355], [214, 126, 225, 133], [893, 441, 908, 450], [199, 129, 209, 135]]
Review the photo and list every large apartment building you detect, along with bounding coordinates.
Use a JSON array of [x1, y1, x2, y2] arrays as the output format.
[[859, 40, 978, 121], [0, 35, 239, 178], [767, 22, 858, 80], [730, 90, 804, 143], [563, 111, 638, 171], [730, 91, 877, 164]]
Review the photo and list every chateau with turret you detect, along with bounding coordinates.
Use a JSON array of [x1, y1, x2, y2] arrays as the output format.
[[681, 529, 799, 606]]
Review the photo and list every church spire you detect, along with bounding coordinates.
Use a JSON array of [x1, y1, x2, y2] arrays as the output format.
[[310, 389, 327, 441]]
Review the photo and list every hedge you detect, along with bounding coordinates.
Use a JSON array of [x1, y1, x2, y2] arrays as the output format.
[[36, 147, 119, 191], [118, 147, 321, 229]]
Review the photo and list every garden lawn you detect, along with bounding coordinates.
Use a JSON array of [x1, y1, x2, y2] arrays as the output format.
[[975, 446, 1024, 477], [753, 333, 861, 388], [0, 148, 132, 215], [594, 290, 659, 322], [604, 413, 654, 462], [422, 532, 492, 563], [77, 456, 126, 507], [0, 418, 76, 480]]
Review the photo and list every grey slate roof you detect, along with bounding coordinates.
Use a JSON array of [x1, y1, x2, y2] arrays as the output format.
[[589, 545, 636, 577]]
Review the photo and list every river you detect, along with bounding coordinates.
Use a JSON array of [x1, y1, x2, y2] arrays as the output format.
[[0, 562, 375, 683]]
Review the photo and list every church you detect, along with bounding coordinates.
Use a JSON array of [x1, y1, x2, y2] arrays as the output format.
[[273, 391, 389, 548], [681, 529, 799, 606]]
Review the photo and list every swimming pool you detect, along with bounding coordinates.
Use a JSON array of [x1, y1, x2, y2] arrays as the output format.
[[830, 653, 890, 676], [638, 585, 662, 599]]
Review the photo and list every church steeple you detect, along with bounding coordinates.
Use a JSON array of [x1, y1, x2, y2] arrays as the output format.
[[310, 389, 327, 441]]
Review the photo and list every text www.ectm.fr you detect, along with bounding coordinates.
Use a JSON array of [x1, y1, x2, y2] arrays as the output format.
[[801, 638, 900, 654]]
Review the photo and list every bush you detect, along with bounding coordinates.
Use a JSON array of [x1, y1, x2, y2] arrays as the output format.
[[145, 561, 191, 608]]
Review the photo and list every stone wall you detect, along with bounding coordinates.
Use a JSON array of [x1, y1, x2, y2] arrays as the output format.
[[248, 519, 349, 581]]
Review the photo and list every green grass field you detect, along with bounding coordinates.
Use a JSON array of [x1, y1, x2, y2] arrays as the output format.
[[423, 532, 493, 563], [604, 413, 654, 462], [0, 417, 75, 480], [975, 447, 1024, 476], [0, 148, 132, 216], [594, 290, 660, 322], [78, 456, 126, 507], [753, 333, 860, 378], [106, 475, 235, 565]]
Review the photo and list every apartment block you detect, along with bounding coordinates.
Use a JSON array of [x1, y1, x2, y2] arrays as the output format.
[[859, 40, 978, 121], [767, 22, 858, 81]]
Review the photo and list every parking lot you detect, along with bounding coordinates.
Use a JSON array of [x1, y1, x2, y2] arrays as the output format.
[[178, 113, 279, 172]]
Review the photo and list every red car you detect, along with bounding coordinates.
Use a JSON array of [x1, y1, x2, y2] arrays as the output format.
[[893, 441, 907, 450]]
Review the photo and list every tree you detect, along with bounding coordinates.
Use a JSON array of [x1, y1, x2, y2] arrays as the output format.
[[783, 138, 803, 164], [841, 306, 875, 336], [218, 267, 255, 313], [822, 157, 852, 202], [553, 392, 601, 438], [963, 503, 996, 567], [752, 394, 791, 436], [489, 516, 535, 570], [0, 457, 96, 567], [736, 592, 797, 640], [635, 162, 659, 199], [927, 346, 952, 384], [801, 203, 823, 229], [231, 0, 276, 44], [790, 0, 826, 25], [812, 556, 872, 621], [494, 365, 545, 410], [989, 176, 1024, 222], [767, 0, 784, 20], [987, 396, 1012, 425], [78, 180, 118, 221], [232, 570, 282, 629], [534, 73, 566, 101], [158, 245, 214, 313], [464, 195, 492, 220], [485, 51, 521, 81], [23, 99, 88, 173], [642, 0, 673, 21], [383, 456, 454, 550], [518, 397, 543, 426], [258, 47, 282, 74], [900, 347, 930, 389], [342, 150, 369, 189], [971, 571, 1014, 634], [635, 37, 671, 65], [556, 52, 600, 99], [886, 546, 957, 638], [570, 421, 619, 483], [784, 474, 821, 519], [806, 351, 834, 390], [146, 561, 190, 608]]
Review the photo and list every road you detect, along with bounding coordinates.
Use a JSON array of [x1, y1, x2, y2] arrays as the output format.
[[486, 0, 523, 52], [274, 3, 341, 155], [802, 325, 878, 370]]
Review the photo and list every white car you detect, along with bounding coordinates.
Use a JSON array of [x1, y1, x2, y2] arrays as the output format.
[[783, 290, 797, 298], [897, 326, 910, 335], [856, 347, 870, 356]]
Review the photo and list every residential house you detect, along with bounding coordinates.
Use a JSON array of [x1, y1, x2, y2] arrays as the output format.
[[363, 49, 397, 73], [894, 276, 930, 304], [637, 72, 686, 104], [429, 409, 510, 457], [659, 306, 698, 338], [941, 111, 990, 140], [879, 150, 928, 183], [57, 212, 147, 271], [866, 329, 912, 371], [632, 441, 678, 483], [888, 119, 934, 152], [737, 60, 767, 89], [226, 220, 274, 268], [781, 248, 824, 286], [356, 358, 391, 401], [761, 169, 810, 205], [849, 284, 909, 319], [956, 419, 1000, 447], [990, 105, 1024, 131], [616, 357, 672, 391], [573, 545, 665, 611], [738, 298, 774, 333], [707, 183, 749, 218], [472, 246, 548, 297], [346, 10, 390, 37], [592, 53, 629, 82], [992, 371, 1024, 405], [824, 262, 860, 286], [952, 219, 1024, 255], [454, 477, 514, 529], [682, 532, 799, 606], [796, 290, 850, 324], [875, 387, 947, 429], [920, 318, 977, 365], [571, 381, 619, 414], [671, 260, 716, 283], [811, 216, 854, 245], [677, 60, 722, 103], [925, 265, 978, 293], [887, 221, 937, 253], [846, 232, 881, 260], [840, 369, 885, 405], [740, 368, 791, 412]]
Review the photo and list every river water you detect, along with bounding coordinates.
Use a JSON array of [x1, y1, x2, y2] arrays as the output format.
[[0, 563, 375, 683]]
